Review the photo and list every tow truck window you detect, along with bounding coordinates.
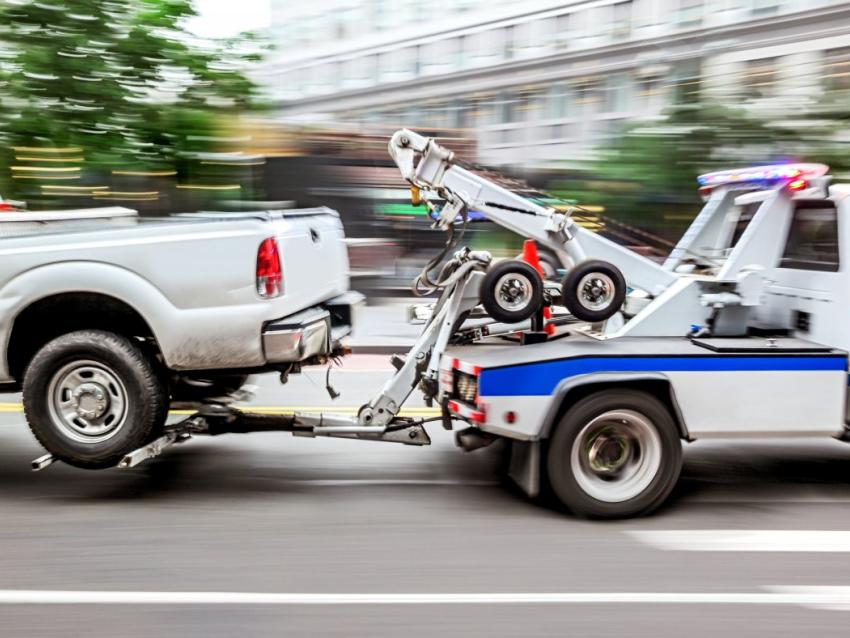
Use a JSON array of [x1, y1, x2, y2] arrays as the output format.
[[730, 202, 762, 248], [779, 204, 840, 272]]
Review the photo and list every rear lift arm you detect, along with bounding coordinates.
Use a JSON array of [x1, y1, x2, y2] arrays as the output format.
[[388, 129, 676, 296]]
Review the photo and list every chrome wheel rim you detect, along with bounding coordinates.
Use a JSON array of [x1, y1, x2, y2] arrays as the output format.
[[570, 409, 662, 503], [494, 272, 533, 312], [576, 272, 615, 311], [47, 360, 128, 443]]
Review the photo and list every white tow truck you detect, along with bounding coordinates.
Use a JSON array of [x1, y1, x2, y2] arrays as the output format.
[[30, 132, 850, 520]]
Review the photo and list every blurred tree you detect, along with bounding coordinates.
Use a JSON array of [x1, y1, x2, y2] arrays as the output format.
[[0, 0, 264, 197], [545, 102, 816, 240]]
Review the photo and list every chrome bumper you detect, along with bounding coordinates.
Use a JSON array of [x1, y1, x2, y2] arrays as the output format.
[[262, 292, 364, 363]]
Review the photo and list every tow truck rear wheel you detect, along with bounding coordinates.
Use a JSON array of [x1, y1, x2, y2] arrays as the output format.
[[546, 389, 682, 518], [22, 330, 169, 469], [561, 259, 626, 323], [480, 260, 544, 324]]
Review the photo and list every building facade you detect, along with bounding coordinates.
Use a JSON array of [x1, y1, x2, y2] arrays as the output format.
[[265, 0, 850, 167]]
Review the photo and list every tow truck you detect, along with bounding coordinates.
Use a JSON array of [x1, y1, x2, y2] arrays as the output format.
[[30, 131, 850, 519]]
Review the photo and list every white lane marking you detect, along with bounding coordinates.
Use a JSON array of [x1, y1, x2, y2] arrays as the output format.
[[770, 587, 850, 611], [629, 530, 850, 552], [0, 589, 846, 607]]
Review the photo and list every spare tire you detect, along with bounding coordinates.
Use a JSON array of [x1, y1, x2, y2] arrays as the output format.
[[561, 259, 626, 323], [480, 260, 544, 324]]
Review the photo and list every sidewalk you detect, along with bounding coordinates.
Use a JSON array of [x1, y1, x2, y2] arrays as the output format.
[[346, 301, 421, 354]]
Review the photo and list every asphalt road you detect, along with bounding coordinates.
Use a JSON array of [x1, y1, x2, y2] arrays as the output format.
[[3, 355, 850, 636]]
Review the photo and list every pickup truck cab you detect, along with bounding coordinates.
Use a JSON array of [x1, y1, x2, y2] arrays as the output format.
[[0, 206, 360, 468]]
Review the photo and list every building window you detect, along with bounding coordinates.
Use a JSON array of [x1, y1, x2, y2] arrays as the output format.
[[503, 25, 515, 60], [741, 57, 778, 100], [677, 0, 702, 26], [605, 73, 632, 113], [420, 38, 460, 76], [670, 60, 701, 104], [752, 0, 781, 14], [824, 47, 850, 93], [552, 13, 571, 49], [780, 203, 840, 272], [468, 29, 503, 67], [513, 18, 556, 59], [612, 1, 632, 38]]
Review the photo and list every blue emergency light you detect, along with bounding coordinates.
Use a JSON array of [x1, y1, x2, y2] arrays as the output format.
[[697, 163, 828, 192]]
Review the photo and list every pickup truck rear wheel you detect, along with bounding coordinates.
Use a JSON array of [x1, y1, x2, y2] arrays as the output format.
[[22, 330, 168, 469], [546, 389, 682, 518]]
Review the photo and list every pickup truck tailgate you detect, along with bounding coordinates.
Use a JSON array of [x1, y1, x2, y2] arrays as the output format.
[[269, 208, 349, 307]]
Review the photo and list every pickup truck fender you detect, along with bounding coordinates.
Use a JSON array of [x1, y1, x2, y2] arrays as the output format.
[[0, 261, 267, 379]]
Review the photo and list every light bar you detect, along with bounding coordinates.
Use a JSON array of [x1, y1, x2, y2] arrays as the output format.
[[697, 163, 829, 190]]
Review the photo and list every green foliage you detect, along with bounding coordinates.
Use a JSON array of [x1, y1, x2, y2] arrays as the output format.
[[544, 100, 850, 238], [0, 0, 265, 196]]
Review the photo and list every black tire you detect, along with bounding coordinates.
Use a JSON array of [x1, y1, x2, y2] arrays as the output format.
[[170, 374, 250, 402], [480, 260, 543, 324], [22, 330, 169, 469], [561, 259, 626, 323], [546, 389, 682, 519]]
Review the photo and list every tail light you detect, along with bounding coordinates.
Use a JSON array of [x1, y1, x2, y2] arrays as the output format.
[[256, 237, 282, 298], [447, 359, 487, 423]]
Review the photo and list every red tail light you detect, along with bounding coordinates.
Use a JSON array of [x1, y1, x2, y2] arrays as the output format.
[[0, 203, 13, 212], [256, 237, 282, 298]]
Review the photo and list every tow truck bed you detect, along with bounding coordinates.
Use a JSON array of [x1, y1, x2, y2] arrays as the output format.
[[442, 332, 847, 441]]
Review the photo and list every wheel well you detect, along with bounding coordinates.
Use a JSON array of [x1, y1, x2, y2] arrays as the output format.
[[542, 379, 690, 440], [8, 293, 160, 381]]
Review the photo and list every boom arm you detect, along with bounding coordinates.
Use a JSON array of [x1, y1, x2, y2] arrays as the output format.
[[388, 129, 675, 296]]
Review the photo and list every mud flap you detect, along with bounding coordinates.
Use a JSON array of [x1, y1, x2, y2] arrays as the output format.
[[508, 439, 541, 498]]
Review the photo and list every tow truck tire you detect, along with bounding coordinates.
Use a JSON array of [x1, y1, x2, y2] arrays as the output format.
[[480, 260, 544, 324], [561, 259, 626, 323], [546, 389, 682, 519], [22, 330, 169, 470]]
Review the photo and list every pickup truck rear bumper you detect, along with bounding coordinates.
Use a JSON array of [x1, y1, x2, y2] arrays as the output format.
[[262, 291, 365, 364]]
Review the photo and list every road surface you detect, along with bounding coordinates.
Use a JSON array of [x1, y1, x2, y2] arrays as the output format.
[[2, 354, 850, 636]]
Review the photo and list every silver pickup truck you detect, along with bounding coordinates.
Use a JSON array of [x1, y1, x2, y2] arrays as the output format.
[[0, 206, 361, 468]]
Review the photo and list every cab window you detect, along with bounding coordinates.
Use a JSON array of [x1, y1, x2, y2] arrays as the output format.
[[779, 202, 840, 272]]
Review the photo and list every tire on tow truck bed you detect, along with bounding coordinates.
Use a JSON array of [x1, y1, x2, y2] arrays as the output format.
[[546, 389, 682, 519], [22, 330, 169, 469]]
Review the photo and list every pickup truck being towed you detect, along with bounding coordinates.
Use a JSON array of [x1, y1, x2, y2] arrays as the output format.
[[0, 206, 361, 468]]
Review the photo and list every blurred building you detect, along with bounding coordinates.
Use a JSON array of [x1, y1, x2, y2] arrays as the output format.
[[264, 0, 850, 168]]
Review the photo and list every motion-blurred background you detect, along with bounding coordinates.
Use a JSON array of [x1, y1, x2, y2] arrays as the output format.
[[1, 0, 849, 294]]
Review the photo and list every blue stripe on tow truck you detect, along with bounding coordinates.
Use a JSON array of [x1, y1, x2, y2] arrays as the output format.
[[478, 356, 848, 397]]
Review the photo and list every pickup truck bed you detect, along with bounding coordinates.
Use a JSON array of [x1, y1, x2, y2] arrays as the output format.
[[0, 206, 352, 379]]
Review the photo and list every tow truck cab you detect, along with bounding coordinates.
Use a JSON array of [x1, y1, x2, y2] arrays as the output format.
[[438, 163, 850, 516]]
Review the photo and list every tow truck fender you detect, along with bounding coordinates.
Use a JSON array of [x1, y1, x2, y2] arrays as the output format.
[[536, 372, 691, 441], [508, 372, 690, 500]]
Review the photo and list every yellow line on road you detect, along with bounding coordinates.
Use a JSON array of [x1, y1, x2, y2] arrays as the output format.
[[0, 403, 440, 418]]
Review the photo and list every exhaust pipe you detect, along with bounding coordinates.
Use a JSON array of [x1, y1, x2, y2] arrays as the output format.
[[455, 427, 498, 452]]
